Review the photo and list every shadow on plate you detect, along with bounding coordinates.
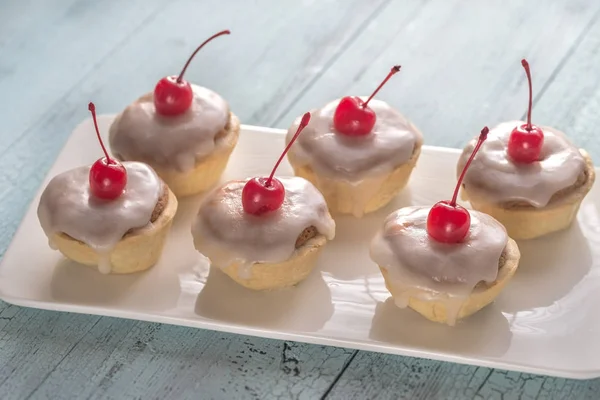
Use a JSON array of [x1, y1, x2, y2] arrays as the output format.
[[369, 297, 512, 357], [50, 258, 141, 305], [498, 222, 593, 314], [579, 199, 600, 248], [322, 189, 413, 281], [170, 194, 206, 230], [50, 257, 180, 312], [194, 266, 334, 332]]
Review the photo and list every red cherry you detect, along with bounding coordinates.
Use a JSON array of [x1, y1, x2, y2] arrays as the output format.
[[333, 96, 376, 136], [507, 124, 544, 163], [241, 177, 285, 215], [153, 30, 230, 116], [88, 102, 127, 200], [333, 65, 401, 136], [427, 127, 489, 243], [507, 59, 544, 163], [242, 112, 311, 216], [154, 76, 194, 117], [426, 201, 471, 244]]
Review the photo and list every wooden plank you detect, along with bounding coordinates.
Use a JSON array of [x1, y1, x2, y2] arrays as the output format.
[[0, 0, 397, 398], [274, 0, 600, 155], [23, 318, 354, 400], [324, 353, 600, 400], [0, 0, 409, 244], [325, 1, 600, 399], [1, 299, 354, 400], [0, 0, 168, 152], [532, 19, 600, 158], [1, 0, 598, 399], [465, 9, 600, 400], [0, 304, 102, 398]]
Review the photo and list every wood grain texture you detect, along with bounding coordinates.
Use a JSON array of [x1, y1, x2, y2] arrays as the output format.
[[0, 0, 387, 398], [23, 318, 353, 400], [327, 2, 600, 399], [1, 0, 600, 399], [0, 0, 394, 253], [0, 0, 168, 152], [0, 305, 354, 400], [1, 300, 355, 400], [275, 0, 600, 153], [325, 353, 600, 400]]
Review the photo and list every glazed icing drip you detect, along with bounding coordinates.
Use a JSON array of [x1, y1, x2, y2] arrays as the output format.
[[191, 177, 336, 268], [37, 162, 161, 274], [458, 121, 586, 207], [109, 84, 229, 172], [370, 206, 507, 325], [286, 98, 422, 180]]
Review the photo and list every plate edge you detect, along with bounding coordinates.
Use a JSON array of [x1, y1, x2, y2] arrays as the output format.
[[1, 293, 599, 381], [2, 115, 600, 380]]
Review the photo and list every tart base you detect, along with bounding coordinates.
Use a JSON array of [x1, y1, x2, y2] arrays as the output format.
[[153, 113, 241, 197], [220, 235, 328, 291], [462, 150, 595, 240], [288, 145, 421, 218], [51, 187, 178, 274], [379, 237, 520, 325]]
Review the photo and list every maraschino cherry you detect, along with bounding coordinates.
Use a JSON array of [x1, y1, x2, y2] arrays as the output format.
[[333, 65, 401, 136], [88, 102, 127, 200], [507, 59, 544, 163], [242, 112, 311, 216], [153, 30, 230, 116], [426, 126, 489, 243]]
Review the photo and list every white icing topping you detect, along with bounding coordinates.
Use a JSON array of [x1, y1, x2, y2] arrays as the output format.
[[286, 98, 422, 180], [370, 206, 507, 325], [109, 84, 230, 172], [37, 162, 162, 274], [459, 121, 586, 207], [191, 177, 336, 269]]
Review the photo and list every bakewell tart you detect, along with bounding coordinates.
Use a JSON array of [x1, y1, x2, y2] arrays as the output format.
[[286, 66, 423, 217], [38, 103, 177, 274], [109, 30, 240, 197], [192, 113, 336, 290], [458, 59, 594, 239], [370, 127, 520, 325]]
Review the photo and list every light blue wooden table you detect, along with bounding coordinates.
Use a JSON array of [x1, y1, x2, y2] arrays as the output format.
[[1, 1, 600, 398]]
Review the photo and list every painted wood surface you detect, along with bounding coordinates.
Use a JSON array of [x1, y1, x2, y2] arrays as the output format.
[[1, 0, 600, 399]]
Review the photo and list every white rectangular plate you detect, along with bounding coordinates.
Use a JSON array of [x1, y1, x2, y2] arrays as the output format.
[[2, 116, 600, 380]]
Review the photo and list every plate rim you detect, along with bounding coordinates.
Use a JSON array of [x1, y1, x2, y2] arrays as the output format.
[[1, 293, 598, 380], [1, 117, 598, 381]]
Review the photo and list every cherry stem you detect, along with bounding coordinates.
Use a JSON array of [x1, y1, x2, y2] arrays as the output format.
[[362, 65, 401, 108], [451, 126, 489, 207], [266, 112, 311, 187], [176, 30, 230, 83], [88, 102, 112, 164], [521, 59, 533, 131]]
